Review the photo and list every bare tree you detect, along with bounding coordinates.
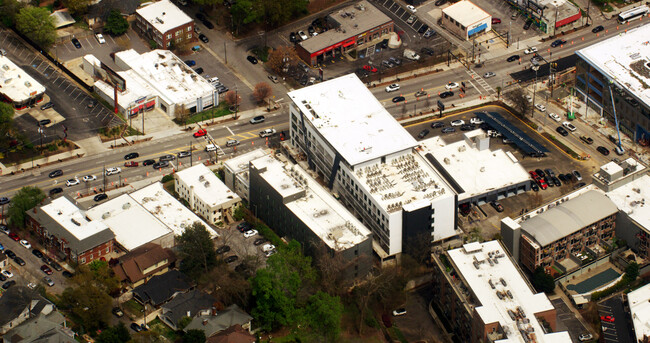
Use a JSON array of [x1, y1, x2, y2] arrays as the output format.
[[253, 82, 273, 104], [224, 90, 241, 107], [352, 266, 404, 334], [267, 46, 301, 75], [504, 88, 530, 117]]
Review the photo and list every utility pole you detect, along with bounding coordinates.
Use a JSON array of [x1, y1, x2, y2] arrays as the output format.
[[224, 42, 227, 64], [142, 110, 145, 135], [190, 140, 193, 167]]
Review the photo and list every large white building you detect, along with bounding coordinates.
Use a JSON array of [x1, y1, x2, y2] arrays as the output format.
[[223, 149, 270, 201], [627, 283, 650, 342], [441, 1, 491, 40], [84, 49, 216, 119], [431, 240, 572, 342], [288, 74, 458, 263], [0, 55, 46, 109], [175, 164, 242, 225]]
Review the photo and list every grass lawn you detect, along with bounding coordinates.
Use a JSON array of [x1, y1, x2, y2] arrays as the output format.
[[180, 103, 234, 125], [147, 318, 179, 340], [122, 299, 144, 317]]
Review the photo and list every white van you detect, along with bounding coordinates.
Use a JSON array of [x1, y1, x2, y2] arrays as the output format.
[[205, 144, 217, 152]]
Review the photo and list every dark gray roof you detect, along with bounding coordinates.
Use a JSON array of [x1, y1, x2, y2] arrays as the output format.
[[88, 0, 141, 19], [27, 200, 115, 255], [132, 270, 192, 307], [161, 290, 216, 327], [4, 311, 72, 343], [0, 286, 52, 327], [185, 304, 253, 337], [521, 190, 619, 247]]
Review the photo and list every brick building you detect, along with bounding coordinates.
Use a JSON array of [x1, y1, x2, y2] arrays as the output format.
[[431, 241, 571, 343], [134, 0, 194, 49]]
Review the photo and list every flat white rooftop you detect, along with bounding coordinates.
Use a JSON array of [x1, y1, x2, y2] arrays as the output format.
[[114, 49, 214, 106], [442, 1, 490, 26], [354, 150, 454, 213], [0, 56, 46, 102], [175, 164, 241, 208], [130, 182, 216, 238], [576, 24, 650, 108], [224, 149, 270, 175], [252, 155, 371, 250], [86, 194, 171, 251], [288, 74, 418, 166], [606, 174, 650, 230], [448, 241, 571, 343], [135, 0, 192, 34], [627, 283, 650, 342], [41, 197, 109, 241], [420, 134, 530, 200]]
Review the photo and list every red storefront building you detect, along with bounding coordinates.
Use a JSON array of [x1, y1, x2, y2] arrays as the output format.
[[296, 0, 394, 67]]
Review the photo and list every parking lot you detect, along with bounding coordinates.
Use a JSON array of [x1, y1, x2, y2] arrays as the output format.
[[213, 220, 276, 274], [550, 298, 591, 342], [404, 105, 592, 238], [599, 296, 634, 343]]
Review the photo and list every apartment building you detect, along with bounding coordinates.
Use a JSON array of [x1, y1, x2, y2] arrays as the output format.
[[288, 74, 459, 263], [431, 240, 571, 343], [134, 0, 194, 49]]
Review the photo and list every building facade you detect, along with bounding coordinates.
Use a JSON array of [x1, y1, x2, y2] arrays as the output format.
[[575, 25, 650, 145], [431, 241, 571, 343], [506, 0, 582, 34], [441, 1, 492, 40], [134, 0, 194, 49], [223, 149, 270, 201]]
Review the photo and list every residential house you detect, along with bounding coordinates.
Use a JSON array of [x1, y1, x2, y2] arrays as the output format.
[[160, 289, 216, 330], [206, 325, 255, 343], [111, 243, 176, 289], [132, 270, 192, 308], [134, 0, 194, 49], [3, 309, 74, 343], [0, 286, 57, 335], [185, 305, 253, 337]]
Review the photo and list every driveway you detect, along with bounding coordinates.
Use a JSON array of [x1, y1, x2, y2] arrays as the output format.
[[550, 297, 590, 342]]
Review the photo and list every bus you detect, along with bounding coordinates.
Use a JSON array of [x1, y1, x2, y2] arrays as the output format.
[[617, 5, 649, 24]]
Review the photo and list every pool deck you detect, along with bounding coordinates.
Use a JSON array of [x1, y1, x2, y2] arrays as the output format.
[[560, 262, 623, 296]]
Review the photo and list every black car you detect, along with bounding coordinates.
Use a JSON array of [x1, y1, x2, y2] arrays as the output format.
[[440, 91, 454, 98], [418, 129, 430, 139], [434, 0, 447, 5], [523, 20, 533, 30], [565, 173, 574, 182], [94, 193, 108, 202], [441, 127, 456, 133], [216, 245, 231, 254], [490, 201, 504, 212], [71, 38, 82, 49], [14, 257, 25, 266], [431, 122, 445, 128], [0, 197, 9, 205], [0, 274, 5, 282], [124, 152, 139, 160], [48, 169, 63, 178], [247, 56, 258, 64], [49, 188, 63, 196], [112, 307, 124, 318], [201, 19, 214, 29], [199, 34, 209, 43], [62, 270, 74, 278], [40, 102, 54, 110], [307, 26, 315, 35], [225, 255, 239, 263], [460, 124, 476, 131], [142, 159, 155, 166], [556, 126, 569, 136], [558, 174, 566, 182], [392, 96, 405, 103], [159, 154, 174, 162], [597, 146, 610, 155], [507, 55, 520, 62], [254, 238, 267, 246], [289, 32, 298, 43], [236, 222, 253, 232], [4, 250, 15, 259], [52, 262, 63, 271], [418, 25, 429, 34], [184, 60, 196, 67], [153, 161, 170, 169], [42, 255, 54, 265], [194, 67, 204, 74], [421, 47, 435, 56], [551, 39, 566, 48], [32, 249, 44, 258], [530, 182, 539, 191], [130, 323, 143, 332], [575, 182, 587, 189], [196, 13, 206, 21], [2, 280, 16, 289], [592, 25, 604, 33], [535, 169, 545, 178]]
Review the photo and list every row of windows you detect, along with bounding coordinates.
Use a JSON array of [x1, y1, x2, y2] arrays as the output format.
[[81, 246, 111, 264]]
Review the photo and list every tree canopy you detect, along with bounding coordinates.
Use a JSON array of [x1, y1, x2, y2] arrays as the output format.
[[63, 0, 92, 16], [97, 322, 131, 343], [0, 0, 24, 28], [104, 9, 129, 36], [0, 102, 15, 151], [230, 0, 308, 34], [532, 267, 556, 293], [8, 186, 45, 228], [177, 221, 217, 279], [182, 329, 206, 343], [15, 6, 56, 50], [306, 291, 343, 342]]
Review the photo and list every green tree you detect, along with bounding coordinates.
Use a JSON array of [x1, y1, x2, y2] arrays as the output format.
[[191, 0, 223, 6], [251, 242, 316, 331], [183, 329, 206, 343], [306, 291, 343, 342], [177, 316, 192, 330], [104, 9, 129, 36], [0, 102, 15, 150], [230, 0, 261, 34], [15, 7, 56, 50], [0, 0, 24, 27], [177, 221, 217, 279], [97, 322, 131, 343], [531, 267, 556, 293], [8, 186, 45, 228], [625, 262, 639, 282], [62, 0, 92, 16]]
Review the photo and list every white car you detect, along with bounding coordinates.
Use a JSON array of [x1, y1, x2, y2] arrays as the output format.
[[535, 104, 546, 112], [243, 229, 258, 238], [385, 83, 400, 92], [65, 178, 80, 187], [578, 333, 593, 342], [450, 119, 465, 126], [445, 82, 459, 90], [483, 72, 496, 78], [262, 243, 276, 253], [525, 95, 533, 103], [298, 31, 309, 41], [470, 117, 483, 125], [562, 121, 577, 132], [392, 308, 407, 316], [105, 167, 121, 176], [44, 277, 55, 287], [406, 4, 416, 13], [259, 129, 276, 138], [548, 112, 561, 122], [95, 33, 106, 44], [27, 282, 36, 289], [265, 249, 276, 257], [524, 47, 538, 55], [1, 270, 13, 278], [19, 239, 31, 249], [82, 175, 97, 182]]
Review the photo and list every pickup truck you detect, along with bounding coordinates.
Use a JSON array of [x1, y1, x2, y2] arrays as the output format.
[[580, 135, 593, 144], [124, 161, 139, 167]]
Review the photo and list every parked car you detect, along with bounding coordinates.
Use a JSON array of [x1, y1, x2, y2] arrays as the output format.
[[523, 20, 533, 30], [470, 117, 484, 125], [254, 238, 267, 246], [0, 225, 9, 235], [440, 91, 454, 98], [418, 129, 430, 139], [43, 277, 55, 287], [490, 201, 504, 212], [268, 75, 279, 83], [19, 240, 31, 249], [124, 161, 139, 167], [597, 146, 610, 155], [40, 102, 54, 111], [95, 33, 106, 44], [535, 104, 546, 112], [483, 72, 496, 78], [572, 170, 582, 181], [580, 135, 593, 144], [441, 127, 456, 133], [392, 308, 407, 316], [579, 333, 593, 341], [2, 281, 16, 289], [548, 112, 561, 121], [591, 26, 604, 34], [49, 188, 63, 196], [445, 82, 459, 90], [201, 19, 214, 29], [0, 197, 9, 205], [236, 222, 253, 232], [216, 245, 231, 254], [71, 37, 82, 49], [1, 270, 13, 278], [243, 229, 258, 238], [600, 315, 615, 322], [492, 18, 501, 24], [507, 55, 520, 62], [40, 265, 53, 275], [562, 121, 577, 132], [152, 161, 169, 169], [550, 39, 567, 48], [431, 122, 444, 128], [362, 65, 378, 73], [105, 167, 121, 176], [159, 154, 175, 162], [142, 159, 155, 166], [247, 56, 258, 64], [530, 182, 539, 192], [225, 255, 239, 263], [32, 249, 44, 258], [94, 193, 108, 202], [406, 4, 416, 12], [112, 307, 124, 318], [556, 126, 569, 136], [4, 250, 16, 259], [177, 151, 192, 158], [259, 129, 277, 138], [423, 29, 436, 38], [62, 271, 74, 278], [130, 323, 143, 332], [524, 47, 538, 55], [298, 31, 309, 41], [194, 67, 204, 74], [184, 60, 196, 67]]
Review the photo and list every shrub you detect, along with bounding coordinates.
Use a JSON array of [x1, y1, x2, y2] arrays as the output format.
[[161, 174, 174, 183]]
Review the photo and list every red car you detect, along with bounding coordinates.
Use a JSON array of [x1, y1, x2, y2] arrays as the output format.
[[8, 232, 20, 241], [362, 65, 378, 73], [40, 265, 53, 275], [529, 170, 538, 179], [536, 178, 548, 190], [601, 315, 614, 322], [124, 161, 139, 167], [193, 129, 207, 138]]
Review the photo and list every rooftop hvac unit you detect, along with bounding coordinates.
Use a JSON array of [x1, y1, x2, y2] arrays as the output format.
[[204, 181, 210, 187], [199, 175, 205, 182], [122, 202, 131, 210]]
